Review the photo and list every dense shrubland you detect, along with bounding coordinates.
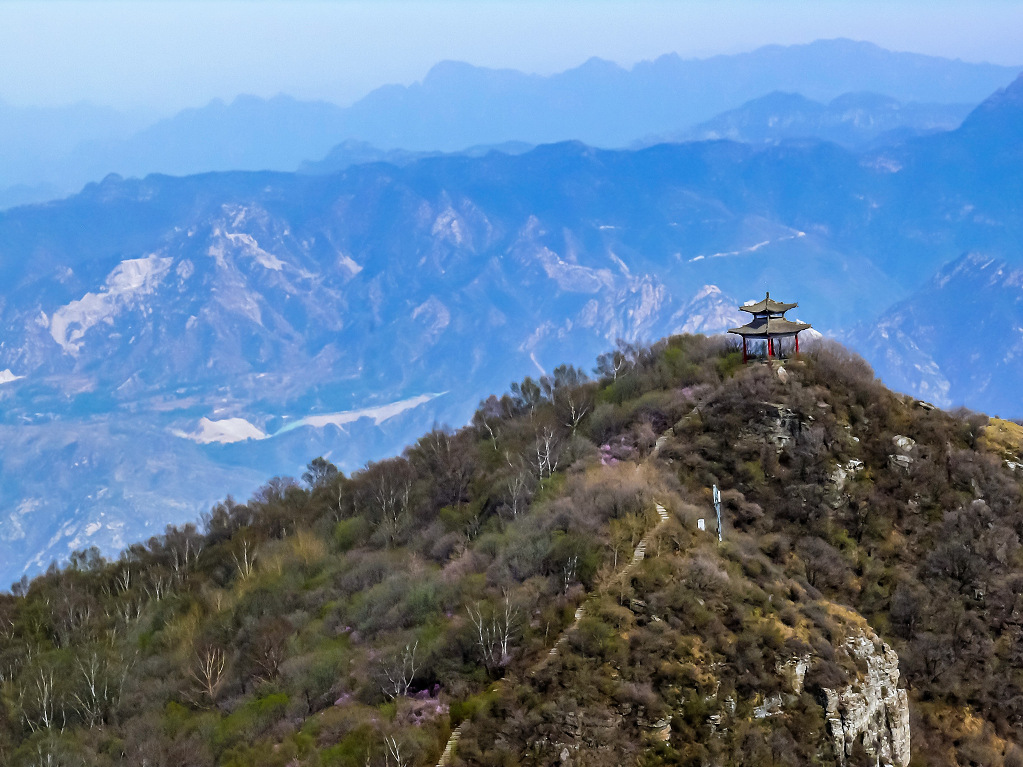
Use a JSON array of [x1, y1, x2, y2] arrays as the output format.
[[0, 334, 1021, 766]]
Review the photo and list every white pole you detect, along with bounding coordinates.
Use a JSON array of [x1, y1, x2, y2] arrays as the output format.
[[713, 484, 722, 542]]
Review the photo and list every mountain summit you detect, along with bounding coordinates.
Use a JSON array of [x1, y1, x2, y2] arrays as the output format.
[[0, 335, 1019, 765]]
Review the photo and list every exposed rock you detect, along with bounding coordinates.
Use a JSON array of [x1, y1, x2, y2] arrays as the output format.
[[753, 693, 784, 719], [777, 653, 811, 694], [761, 402, 803, 449], [629, 598, 648, 615], [539, 708, 627, 765], [777, 366, 789, 383], [892, 435, 916, 452], [706, 712, 723, 733], [888, 454, 914, 471], [830, 459, 864, 491], [821, 629, 910, 767], [650, 716, 672, 742]]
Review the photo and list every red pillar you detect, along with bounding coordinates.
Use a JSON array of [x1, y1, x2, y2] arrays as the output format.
[[768, 337, 773, 358], [795, 333, 800, 356]]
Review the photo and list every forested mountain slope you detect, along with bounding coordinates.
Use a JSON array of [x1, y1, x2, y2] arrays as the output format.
[[4, 72, 1023, 585], [1, 72, 1023, 589], [1, 335, 1021, 766]]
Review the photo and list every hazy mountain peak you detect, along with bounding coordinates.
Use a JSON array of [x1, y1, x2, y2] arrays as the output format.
[[955, 71, 1023, 144], [756, 91, 824, 109], [966, 71, 1023, 116], [421, 59, 533, 88], [640, 88, 972, 149], [572, 56, 625, 74], [828, 91, 902, 110]]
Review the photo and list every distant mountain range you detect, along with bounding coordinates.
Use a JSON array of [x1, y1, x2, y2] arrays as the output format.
[[1, 63, 1023, 584], [640, 91, 973, 149], [857, 253, 1023, 418], [295, 138, 535, 175], [1, 39, 1019, 208]]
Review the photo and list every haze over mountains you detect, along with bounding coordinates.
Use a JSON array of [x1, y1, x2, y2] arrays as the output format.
[[641, 92, 974, 149], [1, 39, 1022, 583], [1, 39, 1020, 208]]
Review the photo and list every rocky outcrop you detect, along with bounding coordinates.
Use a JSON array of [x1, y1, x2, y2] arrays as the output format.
[[760, 402, 804, 449], [821, 629, 910, 767], [889, 435, 917, 471], [777, 653, 811, 695]]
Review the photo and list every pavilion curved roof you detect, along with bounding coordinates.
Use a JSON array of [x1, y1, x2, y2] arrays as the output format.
[[740, 292, 797, 315], [728, 316, 810, 338]]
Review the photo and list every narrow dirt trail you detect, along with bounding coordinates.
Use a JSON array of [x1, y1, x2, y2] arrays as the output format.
[[436, 501, 670, 765], [533, 501, 670, 670], [437, 492, 674, 764], [437, 432, 678, 765]]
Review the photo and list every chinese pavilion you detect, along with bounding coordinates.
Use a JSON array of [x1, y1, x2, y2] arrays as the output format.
[[728, 292, 812, 363]]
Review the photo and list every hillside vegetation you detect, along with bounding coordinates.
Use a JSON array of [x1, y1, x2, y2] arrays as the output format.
[[1, 335, 1021, 766]]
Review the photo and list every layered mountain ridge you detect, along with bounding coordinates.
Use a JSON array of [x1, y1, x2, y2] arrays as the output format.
[[2, 39, 1019, 208], [640, 91, 973, 149], [1, 63, 1022, 585]]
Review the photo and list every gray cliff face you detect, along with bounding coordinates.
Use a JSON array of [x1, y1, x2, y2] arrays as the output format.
[[823, 629, 910, 767]]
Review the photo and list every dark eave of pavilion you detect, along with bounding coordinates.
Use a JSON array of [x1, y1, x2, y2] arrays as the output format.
[[728, 316, 810, 338]]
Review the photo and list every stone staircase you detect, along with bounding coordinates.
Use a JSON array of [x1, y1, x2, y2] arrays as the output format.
[[435, 724, 463, 767]]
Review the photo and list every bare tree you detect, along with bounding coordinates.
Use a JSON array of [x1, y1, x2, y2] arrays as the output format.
[[504, 465, 535, 518], [608, 513, 647, 571], [594, 340, 636, 381], [408, 428, 476, 509], [381, 641, 419, 699], [384, 735, 411, 767], [168, 525, 204, 579], [18, 666, 65, 733], [473, 395, 504, 451], [467, 594, 518, 671], [189, 645, 227, 705], [0, 601, 17, 641], [25, 738, 73, 767], [71, 649, 134, 728], [533, 425, 561, 480], [143, 571, 170, 602], [542, 364, 593, 435], [559, 388, 591, 435], [361, 459, 415, 546], [51, 584, 96, 647], [302, 456, 339, 489], [249, 617, 292, 682], [232, 538, 258, 579], [0, 646, 25, 684], [561, 554, 579, 594], [116, 597, 144, 625], [114, 565, 133, 594]]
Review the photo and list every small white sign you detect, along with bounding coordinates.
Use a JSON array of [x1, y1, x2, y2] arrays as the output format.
[[697, 518, 705, 531]]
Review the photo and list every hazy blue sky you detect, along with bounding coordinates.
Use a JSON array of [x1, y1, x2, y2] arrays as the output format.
[[2, 0, 1022, 113]]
